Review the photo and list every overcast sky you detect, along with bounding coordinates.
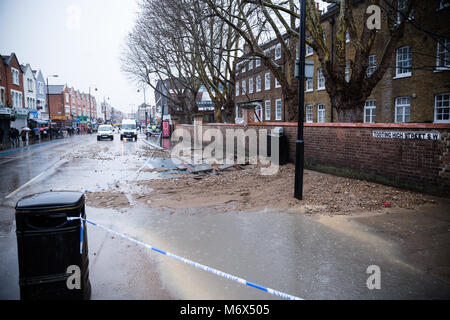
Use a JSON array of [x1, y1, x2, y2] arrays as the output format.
[[0, 0, 151, 114], [0, 1, 329, 114]]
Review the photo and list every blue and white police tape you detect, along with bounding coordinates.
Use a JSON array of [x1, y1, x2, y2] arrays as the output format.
[[67, 216, 303, 301]]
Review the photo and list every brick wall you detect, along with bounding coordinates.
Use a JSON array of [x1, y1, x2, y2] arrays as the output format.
[[175, 121, 450, 196]]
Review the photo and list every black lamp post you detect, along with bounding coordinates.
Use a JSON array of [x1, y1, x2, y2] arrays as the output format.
[[88, 86, 97, 132], [294, 0, 306, 200], [138, 88, 147, 126], [46, 74, 58, 140]]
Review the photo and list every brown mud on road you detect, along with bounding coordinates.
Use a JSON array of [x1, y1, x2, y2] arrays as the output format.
[[134, 162, 435, 215]]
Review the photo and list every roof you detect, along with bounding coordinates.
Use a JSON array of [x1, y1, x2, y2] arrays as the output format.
[[47, 85, 65, 94], [1, 53, 18, 66]]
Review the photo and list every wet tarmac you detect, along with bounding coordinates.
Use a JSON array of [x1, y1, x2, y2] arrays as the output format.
[[1, 132, 449, 300]]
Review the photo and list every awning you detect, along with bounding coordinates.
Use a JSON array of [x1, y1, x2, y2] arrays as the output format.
[[32, 120, 49, 125]]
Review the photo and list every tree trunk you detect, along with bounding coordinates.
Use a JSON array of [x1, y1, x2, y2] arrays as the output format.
[[336, 105, 364, 122], [215, 107, 222, 123], [284, 90, 298, 122]]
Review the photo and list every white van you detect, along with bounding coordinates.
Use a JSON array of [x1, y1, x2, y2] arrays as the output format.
[[120, 119, 138, 141]]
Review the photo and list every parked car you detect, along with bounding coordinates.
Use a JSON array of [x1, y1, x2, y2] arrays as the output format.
[[97, 125, 114, 141], [120, 119, 138, 141]]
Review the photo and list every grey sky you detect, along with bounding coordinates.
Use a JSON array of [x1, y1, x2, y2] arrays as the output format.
[[0, 0, 152, 114]]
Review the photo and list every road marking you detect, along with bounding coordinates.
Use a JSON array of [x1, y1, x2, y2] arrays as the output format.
[[5, 170, 51, 199], [4, 159, 68, 200]]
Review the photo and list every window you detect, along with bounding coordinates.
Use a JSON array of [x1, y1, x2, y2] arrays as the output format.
[[248, 78, 254, 94], [248, 59, 253, 70], [265, 100, 271, 121], [317, 104, 326, 123], [255, 57, 261, 67], [39, 82, 44, 95], [275, 77, 281, 88], [306, 37, 313, 56], [27, 78, 33, 92], [367, 55, 377, 77], [435, 93, 450, 123], [306, 104, 313, 123], [395, 97, 411, 123], [275, 99, 282, 120], [0, 87, 5, 106], [255, 105, 262, 122], [65, 93, 70, 103], [235, 82, 239, 97], [265, 73, 271, 90], [317, 68, 325, 90], [395, 46, 412, 77], [436, 38, 450, 70], [242, 80, 246, 95], [345, 61, 351, 82], [256, 76, 261, 92], [236, 104, 243, 119], [241, 64, 246, 73], [364, 99, 376, 123], [11, 90, 23, 108], [305, 78, 313, 92], [275, 43, 282, 60], [397, 0, 414, 24], [12, 68, 19, 85]]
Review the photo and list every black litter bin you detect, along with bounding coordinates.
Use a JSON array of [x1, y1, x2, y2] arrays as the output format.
[[15, 191, 91, 300], [267, 129, 289, 165]]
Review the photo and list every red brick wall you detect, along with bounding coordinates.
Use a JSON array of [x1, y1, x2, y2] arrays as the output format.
[[48, 94, 64, 117], [175, 122, 450, 195], [2, 55, 25, 108]]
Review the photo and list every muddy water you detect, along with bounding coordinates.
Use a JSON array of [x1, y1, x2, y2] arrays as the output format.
[[2, 134, 449, 300], [84, 205, 450, 300]]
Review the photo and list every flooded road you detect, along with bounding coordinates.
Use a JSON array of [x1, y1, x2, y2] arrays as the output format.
[[1, 132, 449, 300]]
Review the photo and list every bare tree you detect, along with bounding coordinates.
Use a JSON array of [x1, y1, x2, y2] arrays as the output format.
[[205, 0, 301, 121], [122, 0, 202, 123], [241, 0, 448, 122]]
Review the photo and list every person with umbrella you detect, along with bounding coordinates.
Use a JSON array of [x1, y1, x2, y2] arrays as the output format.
[[21, 127, 31, 145]]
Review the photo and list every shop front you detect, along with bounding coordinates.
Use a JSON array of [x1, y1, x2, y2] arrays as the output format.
[[0, 106, 12, 149], [77, 116, 88, 133], [51, 116, 71, 129], [11, 108, 29, 131]]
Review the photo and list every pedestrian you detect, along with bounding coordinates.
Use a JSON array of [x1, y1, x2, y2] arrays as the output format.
[[11, 128, 19, 147], [0, 127, 4, 149], [33, 127, 40, 142], [21, 130, 26, 143]]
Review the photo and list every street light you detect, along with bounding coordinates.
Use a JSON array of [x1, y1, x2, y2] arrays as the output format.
[[46, 74, 59, 140], [137, 87, 148, 126], [88, 86, 98, 132], [294, 0, 306, 200], [103, 97, 110, 123]]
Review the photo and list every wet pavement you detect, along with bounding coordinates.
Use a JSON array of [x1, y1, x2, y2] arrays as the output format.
[[0, 132, 449, 300]]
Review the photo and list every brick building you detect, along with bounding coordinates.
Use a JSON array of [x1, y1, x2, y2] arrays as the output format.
[[47, 84, 97, 130], [155, 79, 215, 124], [235, 0, 450, 124], [1, 53, 27, 131], [234, 38, 289, 123]]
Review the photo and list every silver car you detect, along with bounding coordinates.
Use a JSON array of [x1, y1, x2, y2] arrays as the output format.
[[97, 125, 114, 141]]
